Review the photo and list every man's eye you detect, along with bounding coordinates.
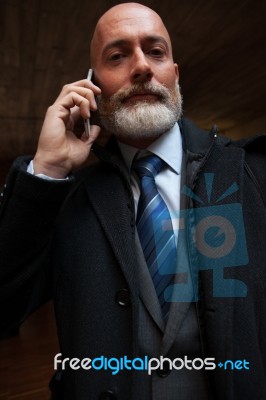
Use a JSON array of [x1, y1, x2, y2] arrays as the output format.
[[149, 48, 165, 57], [110, 53, 124, 61]]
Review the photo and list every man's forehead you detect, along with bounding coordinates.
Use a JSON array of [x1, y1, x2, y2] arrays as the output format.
[[91, 5, 171, 62], [97, 4, 162, 27], [99, 9, 166, 36]]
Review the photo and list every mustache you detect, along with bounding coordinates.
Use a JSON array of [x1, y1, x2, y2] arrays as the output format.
[[109, 82, 171, 104]]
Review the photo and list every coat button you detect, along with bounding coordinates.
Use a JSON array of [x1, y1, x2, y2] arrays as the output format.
[[99, 390, 117, 400], [115, 289, 130, 307], [156, 362, 171, 377]]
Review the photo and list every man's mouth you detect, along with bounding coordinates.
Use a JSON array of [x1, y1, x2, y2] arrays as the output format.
[[123, 92, 161, 104]]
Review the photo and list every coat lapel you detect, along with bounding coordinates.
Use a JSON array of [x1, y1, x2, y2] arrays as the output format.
[[83, 143, 165, 330], [134, 233, 165, 332], [82, 156, 139, 293]]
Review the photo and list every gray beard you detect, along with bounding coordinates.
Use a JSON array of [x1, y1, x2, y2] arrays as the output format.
[[97, 82, 182, 140]]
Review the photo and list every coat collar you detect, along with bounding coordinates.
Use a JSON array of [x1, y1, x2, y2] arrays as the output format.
[[92, 118, 220, 165]]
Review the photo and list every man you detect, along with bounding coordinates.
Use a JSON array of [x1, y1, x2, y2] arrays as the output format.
[[1, 3, 266, 400]]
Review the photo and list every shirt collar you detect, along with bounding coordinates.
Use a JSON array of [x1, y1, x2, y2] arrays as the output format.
[[118, 122, 182, 175]]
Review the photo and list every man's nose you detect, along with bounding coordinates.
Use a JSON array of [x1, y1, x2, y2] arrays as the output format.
[[130, 50, 153, 83]]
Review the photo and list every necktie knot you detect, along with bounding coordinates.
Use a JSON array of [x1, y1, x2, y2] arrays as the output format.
[[133, 154, 164, 180]]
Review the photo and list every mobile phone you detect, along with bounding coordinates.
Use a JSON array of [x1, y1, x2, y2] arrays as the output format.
[[83, 69, 101, 137], [83, 68, 93, 138]]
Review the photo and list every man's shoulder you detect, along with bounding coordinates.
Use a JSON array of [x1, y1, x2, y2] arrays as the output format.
[[181, 117, 266, 153], [231, 134, 266, 153]]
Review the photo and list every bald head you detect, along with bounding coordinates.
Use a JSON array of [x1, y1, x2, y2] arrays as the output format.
[[90, 3, 173, 67]]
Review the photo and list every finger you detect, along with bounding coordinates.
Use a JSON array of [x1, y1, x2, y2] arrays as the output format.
[[61, 80, 101, 96], [80, 79, 101, 94], [70, 105, 94, 127], [58, 92, 91, 120], [81, 124, 101, 144], [57, 86, 99, 110], [70, 106, 82, 124]]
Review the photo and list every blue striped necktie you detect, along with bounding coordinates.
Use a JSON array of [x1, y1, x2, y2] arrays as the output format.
[[134, 154, 177, 318]]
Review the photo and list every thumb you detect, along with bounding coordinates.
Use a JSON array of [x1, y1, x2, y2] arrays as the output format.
[[81, 124, 101, 145]]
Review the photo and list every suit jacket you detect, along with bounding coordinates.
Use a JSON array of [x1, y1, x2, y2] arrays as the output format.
[[1, 118, 266, 400]]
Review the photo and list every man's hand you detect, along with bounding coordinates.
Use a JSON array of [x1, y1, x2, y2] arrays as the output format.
[[33, 79, 102, 178]]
